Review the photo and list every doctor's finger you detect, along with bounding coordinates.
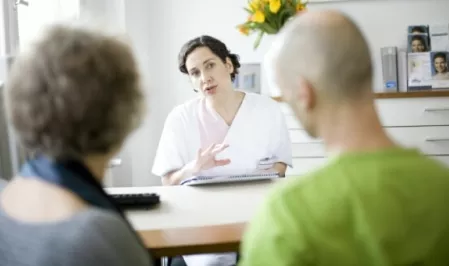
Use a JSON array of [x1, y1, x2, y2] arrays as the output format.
[[211, 144, 229, 155], [204, 144, 217, 153], [196, 148, 203, 158], [214, 159, 231, 166]]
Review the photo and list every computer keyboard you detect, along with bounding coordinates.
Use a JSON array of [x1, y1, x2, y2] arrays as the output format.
[[110, 193, 160, 209]]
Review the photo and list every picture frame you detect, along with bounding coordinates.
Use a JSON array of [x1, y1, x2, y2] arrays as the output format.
[[408, 25, 429, 35], [233, 63, 261, 94], [430, 51, 449, 89]]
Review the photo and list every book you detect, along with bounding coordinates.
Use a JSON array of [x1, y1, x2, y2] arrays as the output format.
[[180, 172, 280, 186], [397, 48, 408, 92], [407, 52, 433, 91]]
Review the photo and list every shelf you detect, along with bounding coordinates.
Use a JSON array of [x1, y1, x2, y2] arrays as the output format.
[[271, 90, 449, 102], [374, 91, 449, 99]]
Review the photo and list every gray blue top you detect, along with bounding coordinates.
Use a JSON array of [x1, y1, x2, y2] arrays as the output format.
[[0, 206, 153, 266]]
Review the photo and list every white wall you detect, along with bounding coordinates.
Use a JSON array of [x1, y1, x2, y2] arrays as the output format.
[[119, 0, 449, 186], [122, 0, 171, 186], [14, 0, 163, 186], [31, 0, 449, 186], [126, 0, 448, 186], [17, 0, 79, 48], [156, 0, 449, 97], [78, 0, 167, 186]]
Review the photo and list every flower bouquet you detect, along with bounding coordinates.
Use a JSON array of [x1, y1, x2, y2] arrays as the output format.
[[237, 0, 307, 49]]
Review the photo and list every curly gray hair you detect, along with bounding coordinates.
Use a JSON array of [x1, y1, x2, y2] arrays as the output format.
[[4, 24, 144, 160]]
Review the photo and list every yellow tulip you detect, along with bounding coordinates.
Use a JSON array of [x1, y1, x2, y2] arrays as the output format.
[[249, 0, 259, 11], [296, 3, 306, 12], [252, 10, 265, 23], [269, 0, 281, 14]]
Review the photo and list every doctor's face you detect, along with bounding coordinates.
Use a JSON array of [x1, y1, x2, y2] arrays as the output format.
[[185, 47, 234, 96]]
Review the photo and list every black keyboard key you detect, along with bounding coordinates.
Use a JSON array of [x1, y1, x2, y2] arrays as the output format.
[[111, 192, 160, 209]]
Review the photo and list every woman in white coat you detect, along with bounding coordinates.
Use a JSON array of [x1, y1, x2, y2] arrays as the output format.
[[153, 35, 292, 186], [152, 35, 293, 266]]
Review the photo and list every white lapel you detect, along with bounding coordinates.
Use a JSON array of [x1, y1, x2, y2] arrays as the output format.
[[222, 93, 249, 145], [214, 94, 252, 166]]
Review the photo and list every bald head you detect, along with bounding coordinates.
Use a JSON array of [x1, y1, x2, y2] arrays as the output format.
[[266, 10, 373, 101]]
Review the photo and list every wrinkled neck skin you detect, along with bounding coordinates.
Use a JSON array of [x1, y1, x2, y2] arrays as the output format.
[[317, 99, 397, 156]]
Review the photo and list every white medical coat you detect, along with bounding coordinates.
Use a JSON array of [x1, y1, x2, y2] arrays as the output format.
[[152, 92, 293, 179], [151, 93, 292, 266]]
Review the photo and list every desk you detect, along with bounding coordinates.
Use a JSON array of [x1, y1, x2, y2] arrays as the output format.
[[106, 179, 283, 259], [139, 223, 245, 258]]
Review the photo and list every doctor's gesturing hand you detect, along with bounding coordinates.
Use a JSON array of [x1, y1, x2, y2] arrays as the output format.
[[192, 143, 231, 173], [161, 143, 231, 186]]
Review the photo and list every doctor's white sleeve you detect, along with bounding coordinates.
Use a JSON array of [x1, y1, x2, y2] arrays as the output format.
[[272, 105, 293, 168], [151, 110, 186, 178]]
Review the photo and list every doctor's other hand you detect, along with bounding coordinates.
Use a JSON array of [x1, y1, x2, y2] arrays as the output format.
[[192, 143, 231, 173]]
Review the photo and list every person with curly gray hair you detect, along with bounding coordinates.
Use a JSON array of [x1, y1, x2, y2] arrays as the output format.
[[0, 23, 153, 266]]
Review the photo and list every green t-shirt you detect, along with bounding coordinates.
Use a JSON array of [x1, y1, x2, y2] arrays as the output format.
[[239, 148, 449, 266]]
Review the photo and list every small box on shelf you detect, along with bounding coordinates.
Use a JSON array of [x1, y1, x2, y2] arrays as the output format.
[[380, 47, 399, 92]]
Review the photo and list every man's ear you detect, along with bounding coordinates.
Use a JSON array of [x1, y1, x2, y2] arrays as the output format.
[[225, 57, 234, 74], [296, 77, 315, 111]]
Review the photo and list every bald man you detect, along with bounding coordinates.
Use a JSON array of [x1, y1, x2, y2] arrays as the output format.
[[239, 11, 449, 266]]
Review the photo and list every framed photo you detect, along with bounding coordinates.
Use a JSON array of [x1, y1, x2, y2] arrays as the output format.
[[408, 25, 429, 35], [430, 51, 449, 89], [233, 63, 261, 94]]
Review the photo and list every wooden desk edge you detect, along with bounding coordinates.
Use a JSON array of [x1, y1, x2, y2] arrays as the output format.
[[139, 222, 247, 258]]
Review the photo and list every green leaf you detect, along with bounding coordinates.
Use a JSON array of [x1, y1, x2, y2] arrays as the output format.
[[277, 3, 296, 28], [244, 7, 253, 14], [263, 4, 278, 30], [254, 31, 265, 49], [264, 23, 278, 34]]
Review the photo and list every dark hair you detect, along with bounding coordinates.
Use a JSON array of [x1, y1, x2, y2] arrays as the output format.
[[410, 35, 427, 51], [433, 52, 447, 62], [178, 35, 241, 81], [411, 26, 425, 34], [412, 35, 425, 44]]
